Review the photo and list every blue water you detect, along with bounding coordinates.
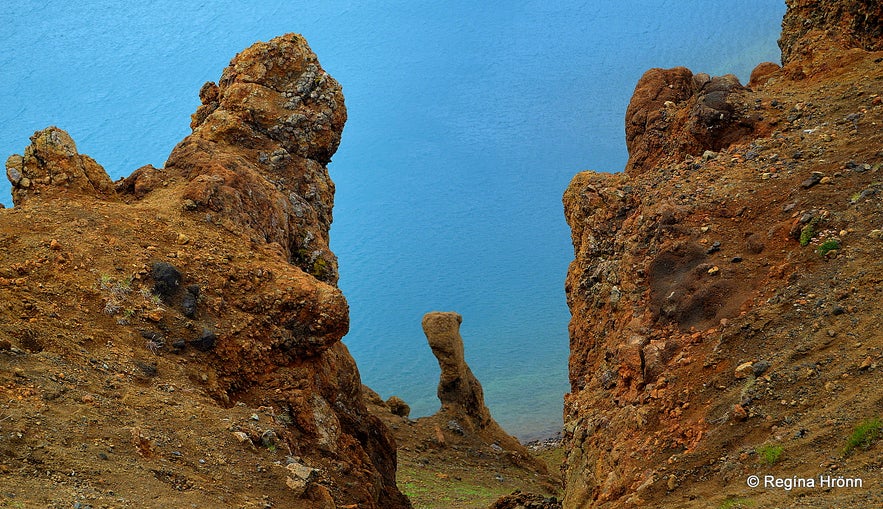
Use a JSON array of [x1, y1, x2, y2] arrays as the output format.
[[0, 1, 786, 439]]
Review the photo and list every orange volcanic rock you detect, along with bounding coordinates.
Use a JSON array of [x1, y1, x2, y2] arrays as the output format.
[[1, 34, 409, 509], [563, 3, 883, 508]]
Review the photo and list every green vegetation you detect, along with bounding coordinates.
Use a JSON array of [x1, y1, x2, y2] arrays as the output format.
[[799, 217, 820, 246], [756, 444, 784, 465], [843, 418, 882, 456], [719, 496, 755, 509], [817, 238, 841, 256], [398, 464, 511, 509]]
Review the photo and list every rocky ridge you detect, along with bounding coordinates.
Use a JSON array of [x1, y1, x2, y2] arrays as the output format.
[[562, 2, 883, 508], [1, 34, 409, 508]]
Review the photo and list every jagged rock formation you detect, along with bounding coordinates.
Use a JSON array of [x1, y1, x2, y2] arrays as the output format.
[[1, 34, 409, 509], [422, 311, 530, 453], [6, 127, 117, 205], [563, 4, 882, 509]]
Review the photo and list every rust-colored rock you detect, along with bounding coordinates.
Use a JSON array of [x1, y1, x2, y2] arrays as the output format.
[[6, 126, 116, 205], [624, 67, 764, 176], [422, 311, 536, 454], [165, 33, 345, 283], [779, 0, 883, 66], [0, 34, 409, 509], [748, 61, 782, 89], [563, 3, 883, 508]]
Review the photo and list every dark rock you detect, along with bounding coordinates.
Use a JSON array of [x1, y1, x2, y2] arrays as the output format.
[[134, 361, 158, 377], [446, 420, 465, 436], [753, 360, 771, 376], [171, 339, 187, 351], [801, 172, 824, 188], [832, 305, 846, 315], [706, 241, 721, 254], [151, 262, 181, 300], [600, 368, 617, 390], [731, 256, 743, 263], [190, 329, 216, 351], [182, 285, 200, 318]]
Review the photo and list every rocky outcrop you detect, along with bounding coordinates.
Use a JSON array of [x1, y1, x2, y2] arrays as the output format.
[[779, 0, 883, 65], [422, 312, 493, 430], [5, 127, 117, 205], [624, 68, 768, 175], [563, 3, 883, 508], [159, 33, 344, 283], [2, 34, 409, 509]]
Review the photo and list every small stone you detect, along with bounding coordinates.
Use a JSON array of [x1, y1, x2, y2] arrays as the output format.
[[144, 308, 164, 322], [752, 360, 771, 377], [859, 357, 873, 370], [706, 241, 721, 254], [667, 475, 677, 491], [801, 172, 824, 189], [731, 256, 743, 263], [261, 429, 278, 448], [732, 404, 748, 421], [831, 305, 846, 316], [702, 150, 718, 161], [707, 266, 720, 276], [190, 329, 216, 351], [385, 396, 410, 418], [284, 460, 318, 497], [819, 176, 833, 185], [232, 431, 250, 444], [827, 329, 837, 337], [869, 230, 883, 240], [182, 199, 198, 211], [176, 233, 190, 245], [250, 413, 260, 421], [735, 361, 754, 379], [49, 239, 61, 250]]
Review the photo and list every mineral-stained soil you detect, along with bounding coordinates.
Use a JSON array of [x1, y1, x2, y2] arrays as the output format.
[[562, 2, 883, 508], [1, 34, 409, 509]]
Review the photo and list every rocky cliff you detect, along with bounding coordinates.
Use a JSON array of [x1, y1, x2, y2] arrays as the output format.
[[1, 34, 409, 508], [563, 2, 882, 508]]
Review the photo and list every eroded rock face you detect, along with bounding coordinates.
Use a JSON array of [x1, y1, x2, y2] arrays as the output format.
[[779, 0, 882, 65], [162, 33, 345, 283], [2, 34, 410, 509], [562, 3, 883, 508]]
